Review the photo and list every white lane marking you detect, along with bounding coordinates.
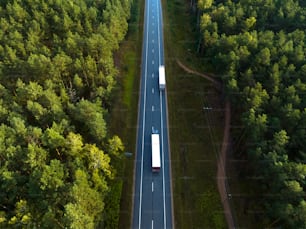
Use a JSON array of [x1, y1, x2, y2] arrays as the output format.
[[152, 105, 155, 111], [152, 60, 154, 65], [138, 0, 150, 227], [152, 49, 154, 53], [157, 0, 161, 67], [152, 220, 154, 229], [152, 88, 155, 94], [152, 73, 154, 78], [160, 90, 166, 229], [152, 182, 154, 192], [157, 1, 167, 228], [152, 39, 155, 43]]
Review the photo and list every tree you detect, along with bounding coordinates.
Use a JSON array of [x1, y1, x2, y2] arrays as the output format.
[[27, 54, 52, 79], [8, 200, 32, 227], [107, 135, 124, 158], [26, 100, 48, 122], [41, 126, 65, 150], [255, 47, 271, 66], [84, 144, 112, 178], [26, 143, 47, 169], [200, 14, 212, 31], [195, 0, 306, 226], [40, 159, 65, 191], [198, 0, 213, 10], [65, 132, 83, 157], [243, 82, 269, 110], [64, 169, 104, 229], [72, 99, 107, 142], [242, 16, 256, 31], [0, 0, 130, 227], [243, 108, 268, 142]]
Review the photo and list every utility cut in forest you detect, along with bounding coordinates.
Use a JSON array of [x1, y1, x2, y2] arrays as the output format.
[[195, 0, 306, 228], [0, 0, 131, 228]]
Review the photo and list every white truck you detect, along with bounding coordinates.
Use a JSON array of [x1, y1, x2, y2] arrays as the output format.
[[151, 133, 161, 172], [159, 65, 166, 90]]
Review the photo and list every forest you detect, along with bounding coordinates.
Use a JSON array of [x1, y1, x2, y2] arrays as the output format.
[[0, 0, 131, 228], [196, 0, 305, 227]]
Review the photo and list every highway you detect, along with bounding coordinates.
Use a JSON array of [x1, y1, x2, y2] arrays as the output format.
[[132, 0, 173, 228]]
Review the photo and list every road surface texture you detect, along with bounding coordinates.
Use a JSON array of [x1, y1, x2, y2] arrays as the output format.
[[132, 0, 173, 228]]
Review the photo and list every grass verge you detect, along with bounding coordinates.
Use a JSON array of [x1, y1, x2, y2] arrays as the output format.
[[162, 0, 227, 227], [108, 0, 144, 227]]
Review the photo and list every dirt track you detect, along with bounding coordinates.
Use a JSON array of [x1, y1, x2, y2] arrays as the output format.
[[177, 60, 235, 228], [218, 101, 235, 228]]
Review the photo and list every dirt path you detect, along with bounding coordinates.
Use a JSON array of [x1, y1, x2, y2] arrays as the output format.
[[176, 59, 222, 91], [218, 101, 235, 228], [177, 60, 235, 229]]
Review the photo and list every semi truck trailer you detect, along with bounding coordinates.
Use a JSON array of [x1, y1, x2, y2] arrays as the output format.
[[151, 133, 161, 172], [159, 65, 166, 90]]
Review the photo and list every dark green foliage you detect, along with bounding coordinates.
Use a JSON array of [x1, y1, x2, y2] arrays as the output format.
[[197, 0, 306, 227], [0, 0, 129, 227], [102, 180, 123, 229]]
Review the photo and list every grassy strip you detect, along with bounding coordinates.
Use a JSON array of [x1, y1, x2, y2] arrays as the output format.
[[109, 0, 144, 227], [122, 54, 137, 109], [162, 0, 227, 228], [227, 152, 262, 228]]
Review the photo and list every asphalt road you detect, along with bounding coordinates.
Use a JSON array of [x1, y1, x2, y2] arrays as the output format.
[[132, 0, 173, 228]]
